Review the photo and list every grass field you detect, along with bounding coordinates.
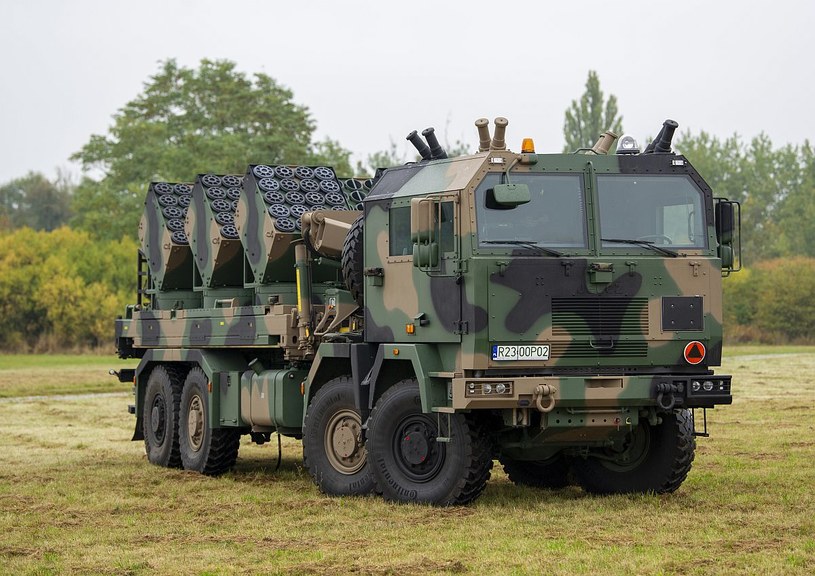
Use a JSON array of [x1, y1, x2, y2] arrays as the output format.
[[0, 355, 138, 398], [1, 348, 813, 575]]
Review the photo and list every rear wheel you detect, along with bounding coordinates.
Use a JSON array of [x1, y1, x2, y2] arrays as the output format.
[[499, 454, 570, 489], [179, 367, 240, 475], [367, 379, 492, 505], [142, 364, 185, 468], [571, 409, 696, 494], [303, 376, 374, 496]]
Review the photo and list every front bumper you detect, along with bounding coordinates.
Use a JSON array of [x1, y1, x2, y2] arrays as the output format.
[[450, 373, 732, 411]]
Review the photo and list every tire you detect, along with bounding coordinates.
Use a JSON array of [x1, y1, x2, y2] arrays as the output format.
[[571, 409, 696, 495], [499, 454, 570, 489], [341, 215, 364, 307], [457, 419, 494, 505], [366, 379, 492, 505], [179, 367, 241, 475], [142, 364, 185, 468], [303, 376, 375, 496]]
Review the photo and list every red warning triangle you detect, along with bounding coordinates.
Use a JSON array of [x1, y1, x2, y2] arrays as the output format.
[[684, 341, 706, 365]]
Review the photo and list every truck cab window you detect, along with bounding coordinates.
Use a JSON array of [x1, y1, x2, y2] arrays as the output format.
[[389, 206, 412, 256]]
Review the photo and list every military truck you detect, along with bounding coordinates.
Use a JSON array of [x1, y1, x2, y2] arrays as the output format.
[[114, 118, 739, 505]]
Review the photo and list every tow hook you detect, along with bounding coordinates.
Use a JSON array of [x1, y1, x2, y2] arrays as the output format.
[[533, 384, 556, 413], [655, 382, 684, 410]]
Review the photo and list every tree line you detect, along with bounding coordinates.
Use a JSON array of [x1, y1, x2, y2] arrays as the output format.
[[1, 63, 813, 349]]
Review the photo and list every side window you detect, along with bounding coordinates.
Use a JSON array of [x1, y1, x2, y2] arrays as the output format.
[[438, 201, 455, 253], [389, 206, 412, 256]]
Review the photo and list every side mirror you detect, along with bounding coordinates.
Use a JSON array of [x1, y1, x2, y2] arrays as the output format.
[[492, 183, 531, 207], [719, 245, 733, 268], [715, 201, 734, 244], [411, 197, 438, 268], [714, 199, 741, 275]]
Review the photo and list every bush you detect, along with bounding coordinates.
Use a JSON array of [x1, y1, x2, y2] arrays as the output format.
[[0, 227, 137, 351], [724, 257, 815, 344]]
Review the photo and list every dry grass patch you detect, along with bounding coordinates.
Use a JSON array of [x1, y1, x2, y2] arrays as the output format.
[[0, 349, 813, 575]]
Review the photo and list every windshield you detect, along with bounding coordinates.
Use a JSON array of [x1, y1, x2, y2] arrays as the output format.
[[475, 173, 587, 249], [597, 175, 706, 249]]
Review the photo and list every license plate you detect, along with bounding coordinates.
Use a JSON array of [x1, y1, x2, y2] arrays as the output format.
[[491, 345, 550, 361]]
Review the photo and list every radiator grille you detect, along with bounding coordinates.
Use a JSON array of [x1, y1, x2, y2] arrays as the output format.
[[552, 298, 648, 337], [549, 341, 648, 358]]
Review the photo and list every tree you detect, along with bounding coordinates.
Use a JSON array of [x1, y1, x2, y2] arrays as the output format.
[[675, 131, 815, 261], [71, 59, 353, 240], [0, 227, 138, 350], [0, 171, 72, 231], [355, 140, 406, 177], [563, 71, 623, 152]]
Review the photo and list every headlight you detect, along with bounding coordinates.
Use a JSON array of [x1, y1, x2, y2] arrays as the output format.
[[464, 381, 514, 397], [692, 381, 701, 392], [703, 380, 714, 392]]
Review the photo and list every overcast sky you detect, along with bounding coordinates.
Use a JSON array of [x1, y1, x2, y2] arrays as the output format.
[[1, 0, 812, 184]]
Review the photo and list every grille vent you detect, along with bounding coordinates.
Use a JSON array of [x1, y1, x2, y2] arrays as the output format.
[[552, 298, 648, 337], [549, 341, 648, 358]]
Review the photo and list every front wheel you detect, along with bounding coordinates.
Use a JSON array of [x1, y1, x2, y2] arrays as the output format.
[[303, 376, 375, 496], [571, 409, 696, 494], [178, 367, 241, 475], [366, 379, 492, 505]]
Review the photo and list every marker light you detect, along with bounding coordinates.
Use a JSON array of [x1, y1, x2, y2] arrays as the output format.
[[616, 134, 640, 154], [521, 138, 536, 153]]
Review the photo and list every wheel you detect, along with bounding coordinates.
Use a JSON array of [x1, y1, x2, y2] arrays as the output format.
[[366, 379, 492, 505], [341, 215, 364, 307], [179, 367, 241, 475], [142, 364, 185, 468], [303, 376, 375, 496], [571, 409, 696, 495], [499, 453, 570, 489], [637, 234, 673, 244]]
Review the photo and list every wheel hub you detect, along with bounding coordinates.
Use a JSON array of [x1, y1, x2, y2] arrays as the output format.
[[393, 417, 445, 482], [324, 409, 366, 475], [401, 431, 430, 465], [150, 398, 165, 440], [332, 422, 358, 459], [187, 394, 204, 451]]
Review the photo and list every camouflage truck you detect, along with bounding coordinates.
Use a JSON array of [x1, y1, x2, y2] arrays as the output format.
[[115, 118, 739, 505]]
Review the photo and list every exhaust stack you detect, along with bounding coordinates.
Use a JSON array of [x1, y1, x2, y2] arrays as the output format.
[[491, 117, 508, 150], [406, 130, 432, 160], [591, 130, 619, 155], [421, 127, 448, 160], [643, 119, 679, 154], [475, 118, 491, 152]]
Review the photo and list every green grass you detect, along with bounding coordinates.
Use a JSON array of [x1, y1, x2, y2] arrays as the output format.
[[0, 349, 813, 574], [722, 344, 815, 357], [0, 354, 137, 398]]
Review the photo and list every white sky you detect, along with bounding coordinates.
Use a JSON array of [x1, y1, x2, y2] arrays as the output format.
[[0, 0, 812, 183]]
